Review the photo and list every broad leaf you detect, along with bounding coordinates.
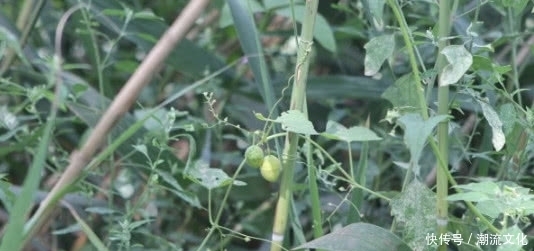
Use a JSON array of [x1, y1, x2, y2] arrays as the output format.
[[497, 225, 528, 251], [364, 34, 395, 76], [498, 103, 517, 136], [440, 45, 473, 86], [447, 192, 491, 202], [390, 181, 436, 250], [275, 110, 318, 135], [321, 120, 381, 142], [293, 223, 411, 251], [381, 73, 420, 110], [453, 180, 501, 194], [187, 161, 246, 190], [397, 113, 448, 172]]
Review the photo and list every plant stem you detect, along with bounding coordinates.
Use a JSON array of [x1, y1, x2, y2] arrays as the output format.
[[348, 141, 369, 223], [435, 1, 452, 250], [303, 102, 324, 243], [387, 0, 428, 118], [196, 160, 246, 250], [270, 0, 319, 250]]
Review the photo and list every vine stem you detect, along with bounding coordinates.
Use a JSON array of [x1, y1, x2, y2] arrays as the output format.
[[196, 160, 246, 250]]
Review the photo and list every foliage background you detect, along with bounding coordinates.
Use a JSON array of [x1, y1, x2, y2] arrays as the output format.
[[0, 0, 533, 250]]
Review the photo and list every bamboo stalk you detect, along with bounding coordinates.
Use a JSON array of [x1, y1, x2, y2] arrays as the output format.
[[435, 1, 452, 250], [270, 0, 319, 250]]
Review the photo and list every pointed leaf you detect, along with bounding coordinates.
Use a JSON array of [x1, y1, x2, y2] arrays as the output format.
[[154, 169, 201, 208], [321, 121, 381, 142], [453, 181, 501, 194], [381, 73, 420, 110], [397, 114, 448, 169], [476, 98, 505, 151], [275, 110, 318, 135], [498, 103, 517, 136], [447, 192, 491, 202], [390, 181, 436, 250], [364, 0, 386, 24], [497, 225, 527, 251], [440, 45, 473, 86], [293, 223, 411, 251], [364, 34, 395, 76], [187, 161, 246, 190]]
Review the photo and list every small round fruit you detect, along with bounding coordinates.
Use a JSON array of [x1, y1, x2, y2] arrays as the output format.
[[245, 145, 264, 168], [260, 155, 281, 182]]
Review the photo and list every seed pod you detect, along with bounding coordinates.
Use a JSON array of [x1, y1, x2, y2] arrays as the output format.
[[245, 145, 264, 168], [260, 155, 281, 182]]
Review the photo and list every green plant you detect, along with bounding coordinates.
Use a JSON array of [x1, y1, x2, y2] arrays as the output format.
[[1, 0, 534, 251]]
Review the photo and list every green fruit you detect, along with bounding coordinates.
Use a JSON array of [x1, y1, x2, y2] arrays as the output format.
[[260, 155, 281, 182], [245, 145, 264, 168]]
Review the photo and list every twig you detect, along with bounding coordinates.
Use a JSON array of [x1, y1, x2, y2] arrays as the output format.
[[22, 0, 210, 246]]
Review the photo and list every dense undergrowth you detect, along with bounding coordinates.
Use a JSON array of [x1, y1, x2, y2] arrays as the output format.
[[0, 0, 534, 251]]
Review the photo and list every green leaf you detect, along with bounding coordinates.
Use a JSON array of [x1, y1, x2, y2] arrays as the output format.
[[293, 223, 411, 251], [439, 45, 473, 86], [321, 120, 381, 142], [132, 144, 149, 160], [364, 34, 395, 76], [132, 10, 163, 21], [397, 113, 448, 167], [68, 212, 109, 251], [85, 207, 117, 215], [263, 0, 304, 9], [390, 181, 436, 250], [363, 0, 386, 24], [227, 0, 280, 120], [477, 98, 505, 151], [476, 200, 502, 219], [154, 169, 201, 208], [447, 192, 491, 202], [187, 161, 246, 190], [219, 1, 265, 28], [381, 73, 420, 110], [498, 103, 517, 136], [86, 0, 228, 77], [497, 225, 528, 251], [498, 0, 529, 14], [274, 110, 318, 135], [453, 181, 501, 194]]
